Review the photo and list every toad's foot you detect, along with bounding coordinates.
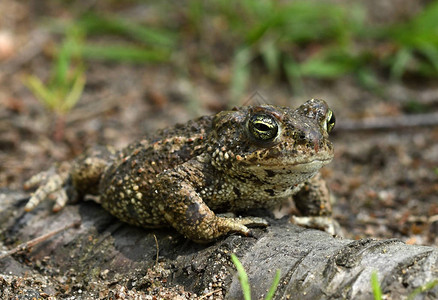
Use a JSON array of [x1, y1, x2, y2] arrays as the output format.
[[191, 216, 269, 243], [290, 216, 340, 236], [220, 216, 269, 234], [216, 213, 269, 228], [23, 162, 75, 212]]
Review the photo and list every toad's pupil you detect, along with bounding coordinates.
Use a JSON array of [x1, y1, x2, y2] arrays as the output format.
[[255, 123, 270, 131]]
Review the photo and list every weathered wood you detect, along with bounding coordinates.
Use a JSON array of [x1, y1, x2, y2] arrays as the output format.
[[1, 189, 437, 299]]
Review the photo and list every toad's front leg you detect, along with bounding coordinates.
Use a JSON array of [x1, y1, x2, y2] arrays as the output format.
[[154, 159, 268, 243], [291, 172, 338, 234]]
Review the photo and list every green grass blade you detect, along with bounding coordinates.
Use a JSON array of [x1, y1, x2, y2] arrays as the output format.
[[419, 44, 438, 74], [261, 39, 280, 74], [246, 18, 275, 45], [407, 279, 438, 300], [283, 56, 303, 94], [390, 47, 412, 80], [24, 76, 55, 110], [300, 57, 350, 78], [387, 1, 438, 48], [371, 271, 383, 300], [53, 40, 71, 89], [231, 254, 251, 300], [264, 269, 281, 300], [80, 44, 171, 63], [62, 70, 86, 113], [230, 47, 252, 103], [356, 68, 381, 92], [78, 13, 176, 48], [53, 26, 84, 89]]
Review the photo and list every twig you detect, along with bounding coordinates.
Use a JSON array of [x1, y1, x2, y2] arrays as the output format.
[[0, 220, 81, 260], [199, 289, 222, 299], [153, 234, 159, 267], [429, 215, 438, 224], [335, 112, 438, 132]]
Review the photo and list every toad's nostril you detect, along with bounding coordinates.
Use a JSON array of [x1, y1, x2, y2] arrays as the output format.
[[295, 131, 306, 142]]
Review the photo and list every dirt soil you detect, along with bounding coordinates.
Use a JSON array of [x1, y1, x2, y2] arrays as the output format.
[[0, 0, 437, 299]]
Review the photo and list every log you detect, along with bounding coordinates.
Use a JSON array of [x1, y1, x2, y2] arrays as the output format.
[[0, 189, 437, 299]]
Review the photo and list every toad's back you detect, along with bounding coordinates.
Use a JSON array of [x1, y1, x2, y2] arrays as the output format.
[[98, 115, 214, 227]]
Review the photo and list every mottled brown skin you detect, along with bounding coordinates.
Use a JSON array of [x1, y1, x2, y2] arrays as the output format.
[[24, 99, 336, 243]]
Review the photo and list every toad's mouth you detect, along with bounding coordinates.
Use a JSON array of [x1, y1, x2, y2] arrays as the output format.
[[252, 158, 332, 168], [239, 153, 333, 167]]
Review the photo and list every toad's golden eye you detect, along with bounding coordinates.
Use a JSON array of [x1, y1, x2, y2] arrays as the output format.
[[326, 109, 336, 133], [248, 114, 279, 141]]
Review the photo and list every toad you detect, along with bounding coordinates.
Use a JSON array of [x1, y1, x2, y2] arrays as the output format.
[[24, 99, 336, 243]]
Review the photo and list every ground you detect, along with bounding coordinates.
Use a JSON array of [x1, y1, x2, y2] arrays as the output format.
[[0, 0, 437, 298]]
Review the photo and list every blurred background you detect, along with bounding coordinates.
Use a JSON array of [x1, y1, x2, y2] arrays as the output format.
[[0, 0, 437, 245]]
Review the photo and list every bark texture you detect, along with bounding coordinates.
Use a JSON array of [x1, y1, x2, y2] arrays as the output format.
[[0, 189, 437, 299]]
